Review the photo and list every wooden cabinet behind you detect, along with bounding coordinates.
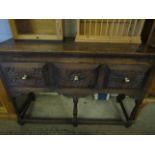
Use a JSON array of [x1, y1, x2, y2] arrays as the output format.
[[9, 19, 63, 41], [76, 19, 145, 44], [0, 79, 16, 119], [148, 74, 155, 96]]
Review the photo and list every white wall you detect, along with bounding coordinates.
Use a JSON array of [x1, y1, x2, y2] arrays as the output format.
[[64, 19, 76, 37], [0, 19, 12, 42]]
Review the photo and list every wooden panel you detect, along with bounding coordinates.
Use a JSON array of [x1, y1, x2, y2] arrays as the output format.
[[76, 19, 145, 44], [0, 113, 16, 120], [0, 79, 15, 117], [148, 75, 155, 95], [0, 100, 7, 113], [9, 19, 63, 41], [14, 20, 56, 34], [143, 97, 155, 104]]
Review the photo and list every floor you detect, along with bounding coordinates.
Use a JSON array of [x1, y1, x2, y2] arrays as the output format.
[[0, 93, 155, 135]]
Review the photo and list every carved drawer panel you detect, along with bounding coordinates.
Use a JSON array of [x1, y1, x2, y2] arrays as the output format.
[[1, 63, 46, 88], [45, 63, 107, 89], [107, 64, 149, 89], [52, 63, 99, 88]]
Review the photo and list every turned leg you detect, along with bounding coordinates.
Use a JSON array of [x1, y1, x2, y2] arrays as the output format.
[[116, 94, 131, 127], [13, 92, 36, 125], [130, 99, 143, 121], [116, 94, 145, 127], [72, 97, 78, 127]]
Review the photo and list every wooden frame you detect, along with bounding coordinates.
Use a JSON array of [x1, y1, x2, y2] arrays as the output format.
[[9, 19, 63, 41], [76, 19, 145, 44]]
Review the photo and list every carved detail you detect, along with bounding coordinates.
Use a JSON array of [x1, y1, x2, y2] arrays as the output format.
[[108, 70, 148, 89], [1, 63, 45, 87]]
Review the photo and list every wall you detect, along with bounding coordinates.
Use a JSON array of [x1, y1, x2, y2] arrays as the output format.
[[0, 19, 12, 43], [64, 19, 76, 37]]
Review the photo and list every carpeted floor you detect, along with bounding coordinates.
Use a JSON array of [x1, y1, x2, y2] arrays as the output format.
[[0, 94, 155, 135]]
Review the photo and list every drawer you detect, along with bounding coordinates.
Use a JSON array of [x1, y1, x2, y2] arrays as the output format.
[[1, 63, 46, 88], [44, 63, 108, 89], [107, 64, 149, 89]]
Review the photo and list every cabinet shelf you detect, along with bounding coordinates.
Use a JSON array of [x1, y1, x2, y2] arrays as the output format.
[[76, 19, 145, 44], [9, 19, 63, 41]]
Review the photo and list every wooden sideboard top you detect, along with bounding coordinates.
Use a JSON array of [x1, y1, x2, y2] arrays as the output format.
[[0, 39, 144, 53], [0, 39, 154, 61]]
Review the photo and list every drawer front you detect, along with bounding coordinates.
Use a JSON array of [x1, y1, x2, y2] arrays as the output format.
[[45, 63, 107, 89], [107, 64, 149, 89], [1, 63, 46, 88]]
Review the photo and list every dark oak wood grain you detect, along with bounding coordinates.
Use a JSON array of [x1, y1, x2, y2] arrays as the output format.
[[0, 37, 155, 123]]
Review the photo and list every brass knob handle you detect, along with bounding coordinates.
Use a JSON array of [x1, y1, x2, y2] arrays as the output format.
[[124, 77, 130, 83], [73, 75, 79, 81], [21, 74, 28, 80]]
